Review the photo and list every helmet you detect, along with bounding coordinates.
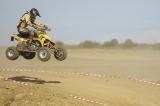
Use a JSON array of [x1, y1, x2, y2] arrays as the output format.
[[30, 8, 41, 18]]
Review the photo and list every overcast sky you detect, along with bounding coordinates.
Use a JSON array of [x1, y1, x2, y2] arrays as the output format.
[[0, 0, 160, 45]]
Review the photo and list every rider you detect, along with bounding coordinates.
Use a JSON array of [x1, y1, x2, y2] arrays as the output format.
[[16, 8, 46, 46]]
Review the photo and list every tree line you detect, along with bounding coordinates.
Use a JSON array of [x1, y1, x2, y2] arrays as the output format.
[[56, 39, 160, 50]]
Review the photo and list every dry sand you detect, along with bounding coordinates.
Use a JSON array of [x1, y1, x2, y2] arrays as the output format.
[[0, 47, 160, 106]]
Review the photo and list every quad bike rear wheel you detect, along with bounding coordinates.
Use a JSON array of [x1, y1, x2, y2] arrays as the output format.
[[54, 47, 67, 61], [22, 52, 36, 59], [6, 46, 19, 60], [37, 47, 51, 62]]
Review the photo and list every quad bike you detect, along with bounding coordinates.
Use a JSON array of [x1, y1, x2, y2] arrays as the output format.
[[5, 26, 67, 62]]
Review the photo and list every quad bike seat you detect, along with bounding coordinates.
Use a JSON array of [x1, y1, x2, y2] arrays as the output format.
[[18, 33, 30, 38], [12, 33, 28, 38], [11, 33, 28, 42]]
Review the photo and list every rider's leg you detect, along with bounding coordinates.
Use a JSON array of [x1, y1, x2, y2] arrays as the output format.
[[18, 28, 34, 47], [28, 30, 35, 44], [18, 27, 30, 38], [17, 28, 30, 50]]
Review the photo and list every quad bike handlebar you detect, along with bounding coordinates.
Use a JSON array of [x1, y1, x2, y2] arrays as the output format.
[[33, 25, 51, 34]]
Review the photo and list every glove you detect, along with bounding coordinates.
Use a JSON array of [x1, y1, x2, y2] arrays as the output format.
[[32, 24, 38, 29], [44, 25, 51, 31], [47, 28, 51, 31]]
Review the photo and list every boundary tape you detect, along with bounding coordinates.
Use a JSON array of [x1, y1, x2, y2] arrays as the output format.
[[70, 94, 109, 106], [128, 76, 160, 87], [0, 75, 109, 106], [0, 68, 159, 105], [0, 68, 118, 79], [0, 68, 159, 87], [0, 76, 30, 86]]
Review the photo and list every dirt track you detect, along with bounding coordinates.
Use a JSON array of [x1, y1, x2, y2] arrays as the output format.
[[0, 48, 160, 106]]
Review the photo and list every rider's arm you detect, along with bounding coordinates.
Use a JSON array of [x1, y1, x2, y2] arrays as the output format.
[[24, 14, 33, 26], [33, 20, 45, 27]]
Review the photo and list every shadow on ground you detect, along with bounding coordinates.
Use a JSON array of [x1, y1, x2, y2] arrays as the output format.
[[8, 76, 62, 84]]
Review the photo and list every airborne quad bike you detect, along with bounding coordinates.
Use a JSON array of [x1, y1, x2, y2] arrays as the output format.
[[6, 27, 67, 62]]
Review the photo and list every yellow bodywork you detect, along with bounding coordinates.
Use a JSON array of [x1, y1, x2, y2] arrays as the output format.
[[12, 33, 55, 47]]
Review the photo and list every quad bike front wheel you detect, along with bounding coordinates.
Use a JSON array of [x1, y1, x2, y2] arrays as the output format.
[[22, 52, 36, 59], [54, 47, 67, 61], [37, 47, 51, 62], [6, 46, 19, 60]]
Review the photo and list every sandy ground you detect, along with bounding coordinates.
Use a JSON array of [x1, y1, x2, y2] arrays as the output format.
[[0, 47, 160, 106]]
